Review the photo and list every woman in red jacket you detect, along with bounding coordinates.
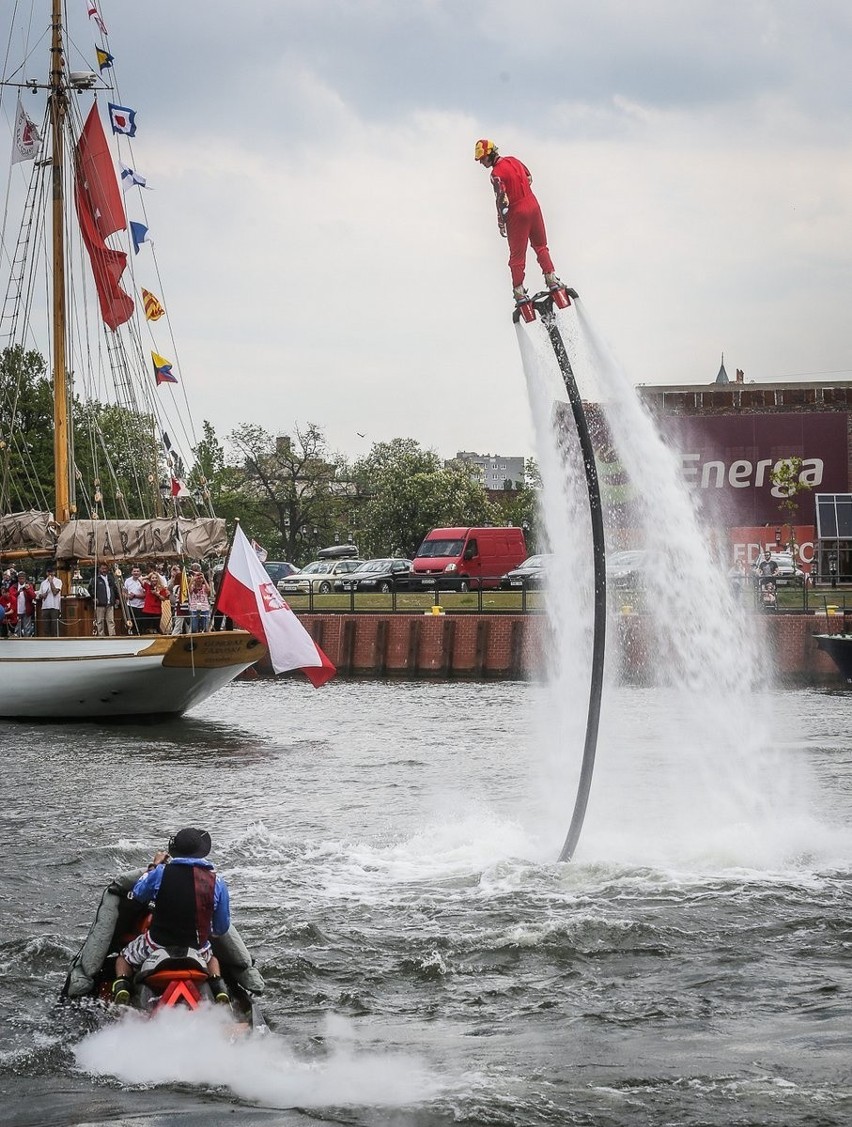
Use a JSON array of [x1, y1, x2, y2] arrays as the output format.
[[140, 569, 170, 633], [474, 138, 563, 303], [10, 572, 36, 636]]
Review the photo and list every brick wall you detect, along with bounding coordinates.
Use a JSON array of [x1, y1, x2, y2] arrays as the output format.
[[249, 613, 849, 685], [297, 613, 544, 678]]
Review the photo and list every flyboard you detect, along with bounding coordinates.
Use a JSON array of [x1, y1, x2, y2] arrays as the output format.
[[513, 287, 606, 862]]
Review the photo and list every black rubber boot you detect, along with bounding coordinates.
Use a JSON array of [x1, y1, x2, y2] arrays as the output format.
[[208, 976, 230, 1004], [111, 977, 131, 1005]]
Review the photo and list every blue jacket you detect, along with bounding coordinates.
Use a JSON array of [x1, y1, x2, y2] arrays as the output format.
[[131, 857, 231, 937]]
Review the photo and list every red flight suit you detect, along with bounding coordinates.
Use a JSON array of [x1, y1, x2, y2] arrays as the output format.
[[490, 155, 555, 288]]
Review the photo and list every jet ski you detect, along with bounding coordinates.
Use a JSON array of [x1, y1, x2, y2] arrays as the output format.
[[61, 869, 269, 1030]]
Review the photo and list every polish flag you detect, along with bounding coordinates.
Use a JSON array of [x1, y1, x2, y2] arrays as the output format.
[[217, 525, 335, 686]]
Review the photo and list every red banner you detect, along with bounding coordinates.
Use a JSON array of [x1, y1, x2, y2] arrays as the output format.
[[74, 104, 133, 331], [656, 413, 849, 526], [728, 525, 815, 572]]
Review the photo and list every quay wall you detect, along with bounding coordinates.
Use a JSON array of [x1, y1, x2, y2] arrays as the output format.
[[250, 613, 849, 685]]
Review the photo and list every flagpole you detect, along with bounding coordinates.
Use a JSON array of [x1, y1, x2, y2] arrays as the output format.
[[210, 519, 240, 625], [50, 0, 70, 530]]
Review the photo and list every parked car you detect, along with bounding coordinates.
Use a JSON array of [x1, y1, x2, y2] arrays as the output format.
[[412, 526, 528, 591], [263, 560, 299, 589], [279, 558, 364, 595], [334, 558, 414, 593], [606, 549, 653, 589], [500, 554, 551, 589]]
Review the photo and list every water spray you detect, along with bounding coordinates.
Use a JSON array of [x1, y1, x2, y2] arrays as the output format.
[[514, 291, 606, 862]]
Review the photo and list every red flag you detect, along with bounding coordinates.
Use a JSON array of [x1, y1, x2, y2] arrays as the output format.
[[217, 526, 335, 686], [74, 104, 133, 330]]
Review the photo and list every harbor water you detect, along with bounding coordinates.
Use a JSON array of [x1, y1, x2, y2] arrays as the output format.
[[2, 676, 851, 1126]]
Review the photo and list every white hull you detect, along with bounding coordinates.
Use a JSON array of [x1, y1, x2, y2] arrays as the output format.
[[0, 631, 266, 719]]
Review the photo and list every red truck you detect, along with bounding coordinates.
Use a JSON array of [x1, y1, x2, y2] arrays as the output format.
[[412, 526, 528, 591]]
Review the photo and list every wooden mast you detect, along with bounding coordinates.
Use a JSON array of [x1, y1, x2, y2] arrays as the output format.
[[49, 0, 70, 528]]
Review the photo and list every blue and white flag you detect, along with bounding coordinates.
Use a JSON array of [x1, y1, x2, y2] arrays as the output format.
[[119, 162, 149, 193], [108, 103, 137, 137], [130, 221, 152, 254]]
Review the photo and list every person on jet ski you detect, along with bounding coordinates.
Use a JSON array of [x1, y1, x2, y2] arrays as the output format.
[[111, 827, 232, 1005]]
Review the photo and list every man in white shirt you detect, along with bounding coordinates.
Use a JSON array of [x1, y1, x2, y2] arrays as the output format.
[[36, 565, 63, 636], [123, 566, 146, 635]]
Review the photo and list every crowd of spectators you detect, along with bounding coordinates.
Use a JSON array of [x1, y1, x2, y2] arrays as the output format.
[[0, 559, 221, 638]]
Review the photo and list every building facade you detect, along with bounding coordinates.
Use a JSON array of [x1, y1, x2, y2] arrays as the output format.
[[455, 451, 526, 490], [636, 375, 852, 576], [638, 379, 852, 527]]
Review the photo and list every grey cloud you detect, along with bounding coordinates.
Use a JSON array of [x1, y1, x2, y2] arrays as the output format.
[[98, 0, 852, 145]]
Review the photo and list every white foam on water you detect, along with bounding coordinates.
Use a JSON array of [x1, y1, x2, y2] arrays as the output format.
[[514, 303, 829, 872], [74, 1006, 444, 1109], [240, 808, 553, 914]]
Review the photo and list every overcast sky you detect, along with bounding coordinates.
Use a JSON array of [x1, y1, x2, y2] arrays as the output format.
[[5, 1, 852, 462]]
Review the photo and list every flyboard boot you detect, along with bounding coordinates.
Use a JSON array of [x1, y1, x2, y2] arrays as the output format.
[[513, 285, 535, 323], [544, 273, 579, 309]]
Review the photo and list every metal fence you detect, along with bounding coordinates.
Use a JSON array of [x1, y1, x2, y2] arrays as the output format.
[[740, 578, 850, 617], [282, 575, 546, 614], [281, 574, 851, 619]]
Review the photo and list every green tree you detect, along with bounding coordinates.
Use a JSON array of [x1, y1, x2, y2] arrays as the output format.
[[769, 456, 813, 560], [352, 437, 442, 486], [0, 345, 55, 512], [74, 401, 161, 519], [189, 420, 243, 524], [227, 422, 351, 561], [356, 440, 495, 558], [1, 345, 168, 520]]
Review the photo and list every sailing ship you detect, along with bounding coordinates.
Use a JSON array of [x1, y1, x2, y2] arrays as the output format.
[[0, 1, 266, 718]]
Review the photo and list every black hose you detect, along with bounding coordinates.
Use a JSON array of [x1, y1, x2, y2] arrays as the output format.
[[527, 296, 607, 862]]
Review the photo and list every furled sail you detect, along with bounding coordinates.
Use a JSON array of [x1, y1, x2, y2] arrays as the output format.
[[0, 510, 57, 552], [55, 518, 228, 561]]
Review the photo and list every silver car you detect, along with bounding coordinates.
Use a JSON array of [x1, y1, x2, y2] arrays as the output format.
[[279, 558, 364, 595]]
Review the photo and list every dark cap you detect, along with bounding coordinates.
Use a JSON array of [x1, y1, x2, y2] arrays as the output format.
[[168, 827, 212, 858]]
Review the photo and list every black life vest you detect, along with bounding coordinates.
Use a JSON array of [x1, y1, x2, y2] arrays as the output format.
[[148, 862, 216, 950]]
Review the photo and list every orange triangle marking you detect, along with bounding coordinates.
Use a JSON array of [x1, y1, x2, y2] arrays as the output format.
[[160, 979, 200, 1008]]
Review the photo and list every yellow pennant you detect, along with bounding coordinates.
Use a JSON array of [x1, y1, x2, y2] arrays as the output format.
[[141, 287, 165, 321]]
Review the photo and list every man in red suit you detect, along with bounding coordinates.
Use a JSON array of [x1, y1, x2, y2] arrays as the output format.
[[475, 138, 563, 303]]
